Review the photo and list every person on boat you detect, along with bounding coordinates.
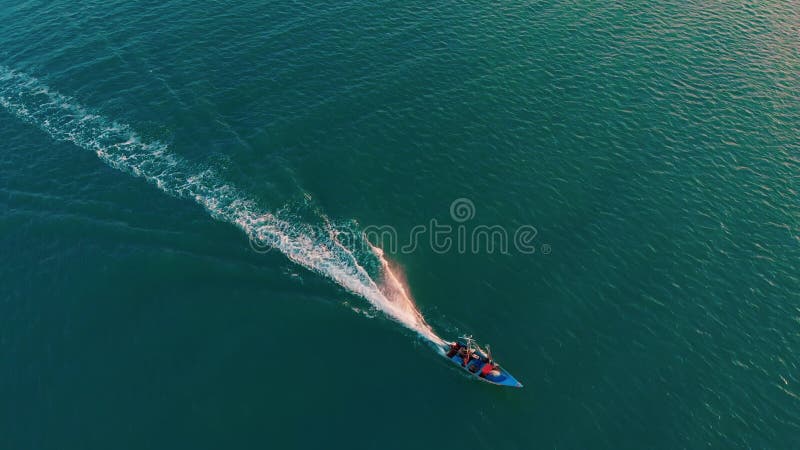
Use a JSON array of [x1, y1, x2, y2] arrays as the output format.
[[459, 347, 473, 367], [446, 341, 461, 358]]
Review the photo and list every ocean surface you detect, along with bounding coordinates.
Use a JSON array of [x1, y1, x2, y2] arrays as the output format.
[[1, 1, 798, 448]]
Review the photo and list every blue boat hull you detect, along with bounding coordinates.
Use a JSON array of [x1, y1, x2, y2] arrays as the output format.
[[444, 344, 523, 388]]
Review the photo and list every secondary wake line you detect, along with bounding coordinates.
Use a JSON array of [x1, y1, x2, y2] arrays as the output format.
[[0, 66, 443, 345]]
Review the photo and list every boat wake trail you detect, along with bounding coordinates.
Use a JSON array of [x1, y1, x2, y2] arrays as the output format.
[[0, 66, 444, 346]]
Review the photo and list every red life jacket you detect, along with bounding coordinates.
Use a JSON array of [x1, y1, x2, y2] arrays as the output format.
[[446, 343, 460, 358], [479, 362, 495, 377]]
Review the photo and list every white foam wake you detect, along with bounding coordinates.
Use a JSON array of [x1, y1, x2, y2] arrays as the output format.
[[0, 66, 444, 345]]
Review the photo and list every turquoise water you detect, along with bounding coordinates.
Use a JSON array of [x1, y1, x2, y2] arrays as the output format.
[[1, 1, 799, 448]]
